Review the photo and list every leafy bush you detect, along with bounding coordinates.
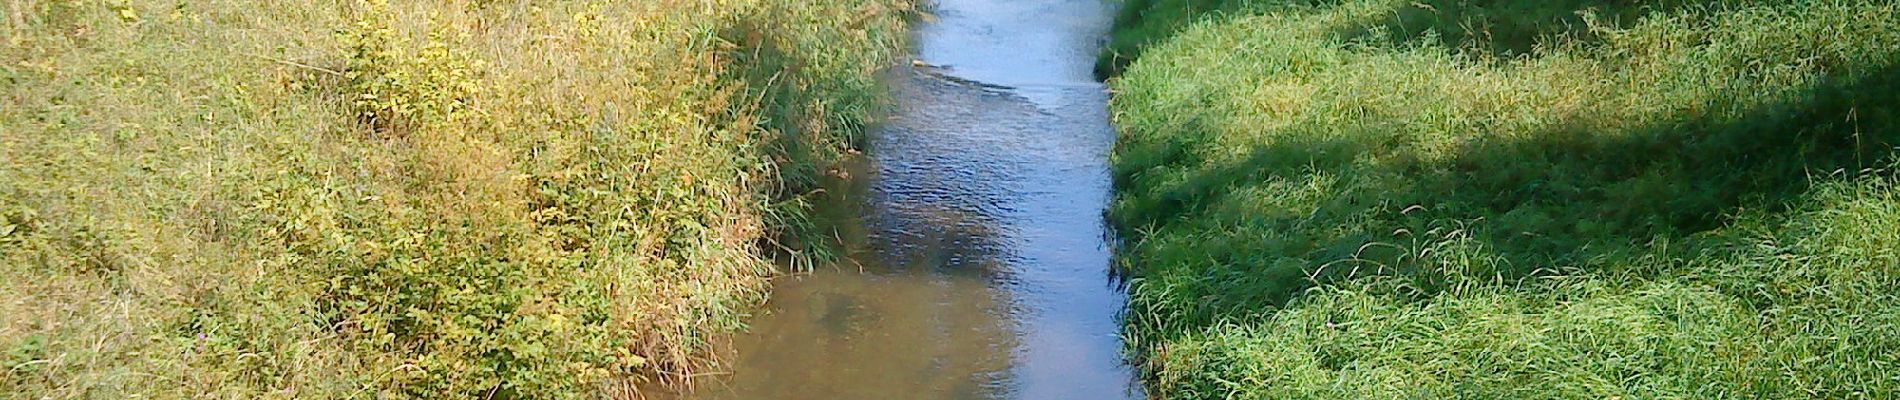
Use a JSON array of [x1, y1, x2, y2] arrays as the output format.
[[338, 1, 485, 133]]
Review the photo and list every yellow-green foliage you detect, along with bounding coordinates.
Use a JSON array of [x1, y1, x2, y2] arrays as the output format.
[[1108, 0, 1900, 397], [337, 1, 484, 132], [0, 0, 906, 398]]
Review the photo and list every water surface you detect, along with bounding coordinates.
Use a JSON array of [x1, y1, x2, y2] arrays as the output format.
[[681, 0, 1138, 398]]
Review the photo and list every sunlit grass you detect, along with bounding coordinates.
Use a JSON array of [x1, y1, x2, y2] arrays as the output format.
[[1107, 0, 1900, 397], [0, 0, 907, 397]]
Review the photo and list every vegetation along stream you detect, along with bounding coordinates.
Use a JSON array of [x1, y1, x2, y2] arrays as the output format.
[[11, 0, 1900, 398]]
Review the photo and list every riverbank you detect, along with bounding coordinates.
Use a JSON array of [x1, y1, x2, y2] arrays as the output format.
[[1, 0, 906, 397], [1104, 0, 1900, 397]]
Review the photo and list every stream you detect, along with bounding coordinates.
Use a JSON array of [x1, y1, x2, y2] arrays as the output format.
[[683, 0, 1140, 398]]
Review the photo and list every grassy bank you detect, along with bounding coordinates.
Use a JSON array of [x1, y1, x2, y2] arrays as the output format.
[[1097, 0, 1249, 78], [1106, 0, 1900, 397], [0, 0, 906, 397]]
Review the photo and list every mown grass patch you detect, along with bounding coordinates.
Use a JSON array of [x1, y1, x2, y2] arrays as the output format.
[[1107, 0, 1900, 397], [0, 0, 906, 397]]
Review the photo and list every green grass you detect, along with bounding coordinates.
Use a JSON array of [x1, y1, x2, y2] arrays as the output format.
[[1107, 0, 1900, 397], [0, 0, 907, 398], [1097, 0, 1773, 78], [1097, 0, 1254, 78]]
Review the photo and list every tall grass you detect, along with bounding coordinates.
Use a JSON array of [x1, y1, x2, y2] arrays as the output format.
[[1098, 0, 1252, 78], [1107, 0, 1900, 397], [0, 0, 907, 397]]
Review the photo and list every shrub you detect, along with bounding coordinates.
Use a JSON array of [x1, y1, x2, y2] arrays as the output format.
[[338, 2, 485, 133]]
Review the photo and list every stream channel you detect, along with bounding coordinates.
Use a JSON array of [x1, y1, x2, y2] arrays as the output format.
[[684, 0, 1141, 398]]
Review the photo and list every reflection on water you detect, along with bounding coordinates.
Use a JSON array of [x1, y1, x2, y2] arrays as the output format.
[[673, 0, 1140, 398]]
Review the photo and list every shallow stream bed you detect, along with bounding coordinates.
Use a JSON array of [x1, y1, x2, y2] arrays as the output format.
[[680, 0, 1139, 397]]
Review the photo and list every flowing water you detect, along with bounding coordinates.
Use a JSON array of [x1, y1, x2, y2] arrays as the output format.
[[678, 0, 1139, 398]]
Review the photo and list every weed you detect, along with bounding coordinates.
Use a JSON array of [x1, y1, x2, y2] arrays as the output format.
[[0, 0, 908, 397]]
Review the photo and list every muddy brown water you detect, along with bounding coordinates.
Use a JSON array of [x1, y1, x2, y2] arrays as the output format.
[[670, 0, 1140, 398]]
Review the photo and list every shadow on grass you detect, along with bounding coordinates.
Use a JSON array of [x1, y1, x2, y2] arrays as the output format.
[[1113, 57, 1900, 329], [1440, 59, 1900, 265], [1110, 125, 1382, 234], [1100, 0, 1761, 78], [1098, 0, 1263, 79], [1329, 0, 1761, 58]]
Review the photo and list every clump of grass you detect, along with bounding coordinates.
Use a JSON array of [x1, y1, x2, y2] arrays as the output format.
[[1107, 0, 1900, 397], [0, 0, 906, 397], [1097, 0, 1258, 78]]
